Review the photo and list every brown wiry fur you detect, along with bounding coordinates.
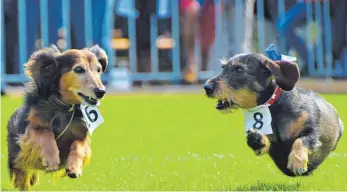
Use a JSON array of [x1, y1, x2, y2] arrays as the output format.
[[204, 53, 343, 177]]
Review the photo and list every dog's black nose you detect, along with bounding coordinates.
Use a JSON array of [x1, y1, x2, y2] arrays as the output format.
[[203, 84, 214, 96], [94, 88, 106, 99]]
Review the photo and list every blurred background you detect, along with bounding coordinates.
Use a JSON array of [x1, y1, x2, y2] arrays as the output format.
[[1, 0, 347, 94]]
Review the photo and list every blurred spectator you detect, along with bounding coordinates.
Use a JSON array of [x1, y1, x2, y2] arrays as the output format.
[[265, 0, 347, 76], [134, 0, 157, 73], [4, 0, 19, 75], [180, 0, 215, 84]]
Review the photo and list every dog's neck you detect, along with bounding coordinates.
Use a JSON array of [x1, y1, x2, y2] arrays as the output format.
[[257, 81, 278, 106], [48, 95, 75, 112]]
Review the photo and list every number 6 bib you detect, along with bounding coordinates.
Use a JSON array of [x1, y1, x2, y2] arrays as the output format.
[[244, 105, 273, 135], [80, 102, 104, 135]]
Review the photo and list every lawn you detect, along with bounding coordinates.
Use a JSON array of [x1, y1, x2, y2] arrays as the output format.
[[1, 94, 347, 191]]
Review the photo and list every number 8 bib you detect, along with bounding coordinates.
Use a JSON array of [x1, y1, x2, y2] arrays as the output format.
[[244, 106, 273, 135]]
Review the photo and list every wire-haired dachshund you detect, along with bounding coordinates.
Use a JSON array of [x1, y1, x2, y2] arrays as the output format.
[[7, 44, 108, 190], [203, 53, 344, 177]]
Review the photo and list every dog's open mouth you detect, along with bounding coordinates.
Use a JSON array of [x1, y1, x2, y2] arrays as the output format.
[[216, 99, 232, 110], [78, 93, 99, 105], [215, 98, 237, 113]]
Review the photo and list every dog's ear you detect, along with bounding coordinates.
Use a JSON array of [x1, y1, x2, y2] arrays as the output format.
[[25, 45, 62, 97], [262, 59, 300, 91], [88, 45, 108, 72]]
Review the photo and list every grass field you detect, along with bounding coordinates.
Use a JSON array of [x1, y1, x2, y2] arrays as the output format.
[[1, 94, 347, 191]]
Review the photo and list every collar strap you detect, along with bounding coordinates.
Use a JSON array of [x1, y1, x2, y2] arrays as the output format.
[[264, 87, 282, 106], [48, 95, 75, 112]]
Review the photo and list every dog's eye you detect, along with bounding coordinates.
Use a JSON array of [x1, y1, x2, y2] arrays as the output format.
[[97, 66, 102, 73], [221, 64, 226, 69], [74, 67, 85, 74], [234, 66, 244, 73]]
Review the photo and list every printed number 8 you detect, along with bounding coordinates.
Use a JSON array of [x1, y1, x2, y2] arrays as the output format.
[[253, 112, 263, 130]]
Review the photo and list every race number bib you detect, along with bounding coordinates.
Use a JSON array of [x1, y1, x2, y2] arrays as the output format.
[[244, 106, 273, 135], [80, 103, 104, 135]]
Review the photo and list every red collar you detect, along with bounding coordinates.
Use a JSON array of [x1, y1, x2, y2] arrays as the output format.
[[264, 87, 282, 106]]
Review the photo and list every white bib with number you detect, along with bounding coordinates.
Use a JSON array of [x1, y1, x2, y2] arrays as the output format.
[[80, 103, 104, 135], [244, 105, 273, 135]]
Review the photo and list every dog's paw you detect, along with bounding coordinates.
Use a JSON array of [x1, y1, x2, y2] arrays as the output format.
[[66, 165, 82, 179], [287, 147, 308, 175], [247, 128, 270, 156], [42, 153, 60, 171]]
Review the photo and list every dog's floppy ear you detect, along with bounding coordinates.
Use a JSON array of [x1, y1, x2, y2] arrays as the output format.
[[25, 44, 62, 97], [88, 45, 108, 72], [262, 59, 300, 91]]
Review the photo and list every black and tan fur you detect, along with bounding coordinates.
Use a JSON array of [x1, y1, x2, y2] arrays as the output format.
[[7, 44, 108, 190], [203, 53, 344, 176]]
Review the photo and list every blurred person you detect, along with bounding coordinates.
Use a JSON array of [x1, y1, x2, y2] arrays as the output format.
[[4, 0, 19, 75], [180, 0, 215, 84], [134, 0, 157, 74], [4, 0, 64, 74], [270, 0, 347, 76]]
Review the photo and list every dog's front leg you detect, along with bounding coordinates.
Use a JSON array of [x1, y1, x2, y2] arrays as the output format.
[[287, 136, 320, 176], [18, 125, 60, 171], [66, 136, 91, 178], [246, 128, 271, 156]]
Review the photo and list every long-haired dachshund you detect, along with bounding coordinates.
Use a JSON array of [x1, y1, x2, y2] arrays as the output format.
[[203, 53, 343, 177], [7, 44, 108, 190]]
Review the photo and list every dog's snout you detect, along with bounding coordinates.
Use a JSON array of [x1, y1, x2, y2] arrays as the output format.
[[93, 88, 106, 99], [203, 84, 214, 97]]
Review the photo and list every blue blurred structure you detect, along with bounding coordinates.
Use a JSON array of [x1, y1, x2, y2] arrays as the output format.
[[265, 44, 282, 61], [0, 0, 346, 91]]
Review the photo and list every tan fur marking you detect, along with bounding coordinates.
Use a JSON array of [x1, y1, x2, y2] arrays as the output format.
[[216, 79, 257, 108], [254, 134, 271, 156], [286, 112, 309, 138], [60, 71, 83, 104], [287, 138, 309, 175]]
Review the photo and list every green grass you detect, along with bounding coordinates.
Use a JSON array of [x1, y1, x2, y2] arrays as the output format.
[[1, 94, 347, 191]]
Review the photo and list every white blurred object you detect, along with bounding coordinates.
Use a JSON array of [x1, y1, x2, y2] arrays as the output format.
[[242, 0, 255, 53], [281, 54, 297, 62], [110, 59, 131, 90]]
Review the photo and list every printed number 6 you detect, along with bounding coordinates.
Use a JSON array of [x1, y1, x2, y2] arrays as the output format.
[[253, 112, 263, 130], [84, 106, 98, 122]]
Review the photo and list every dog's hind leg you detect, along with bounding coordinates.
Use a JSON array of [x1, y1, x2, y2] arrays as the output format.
[[287, 135, 324, 176]]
